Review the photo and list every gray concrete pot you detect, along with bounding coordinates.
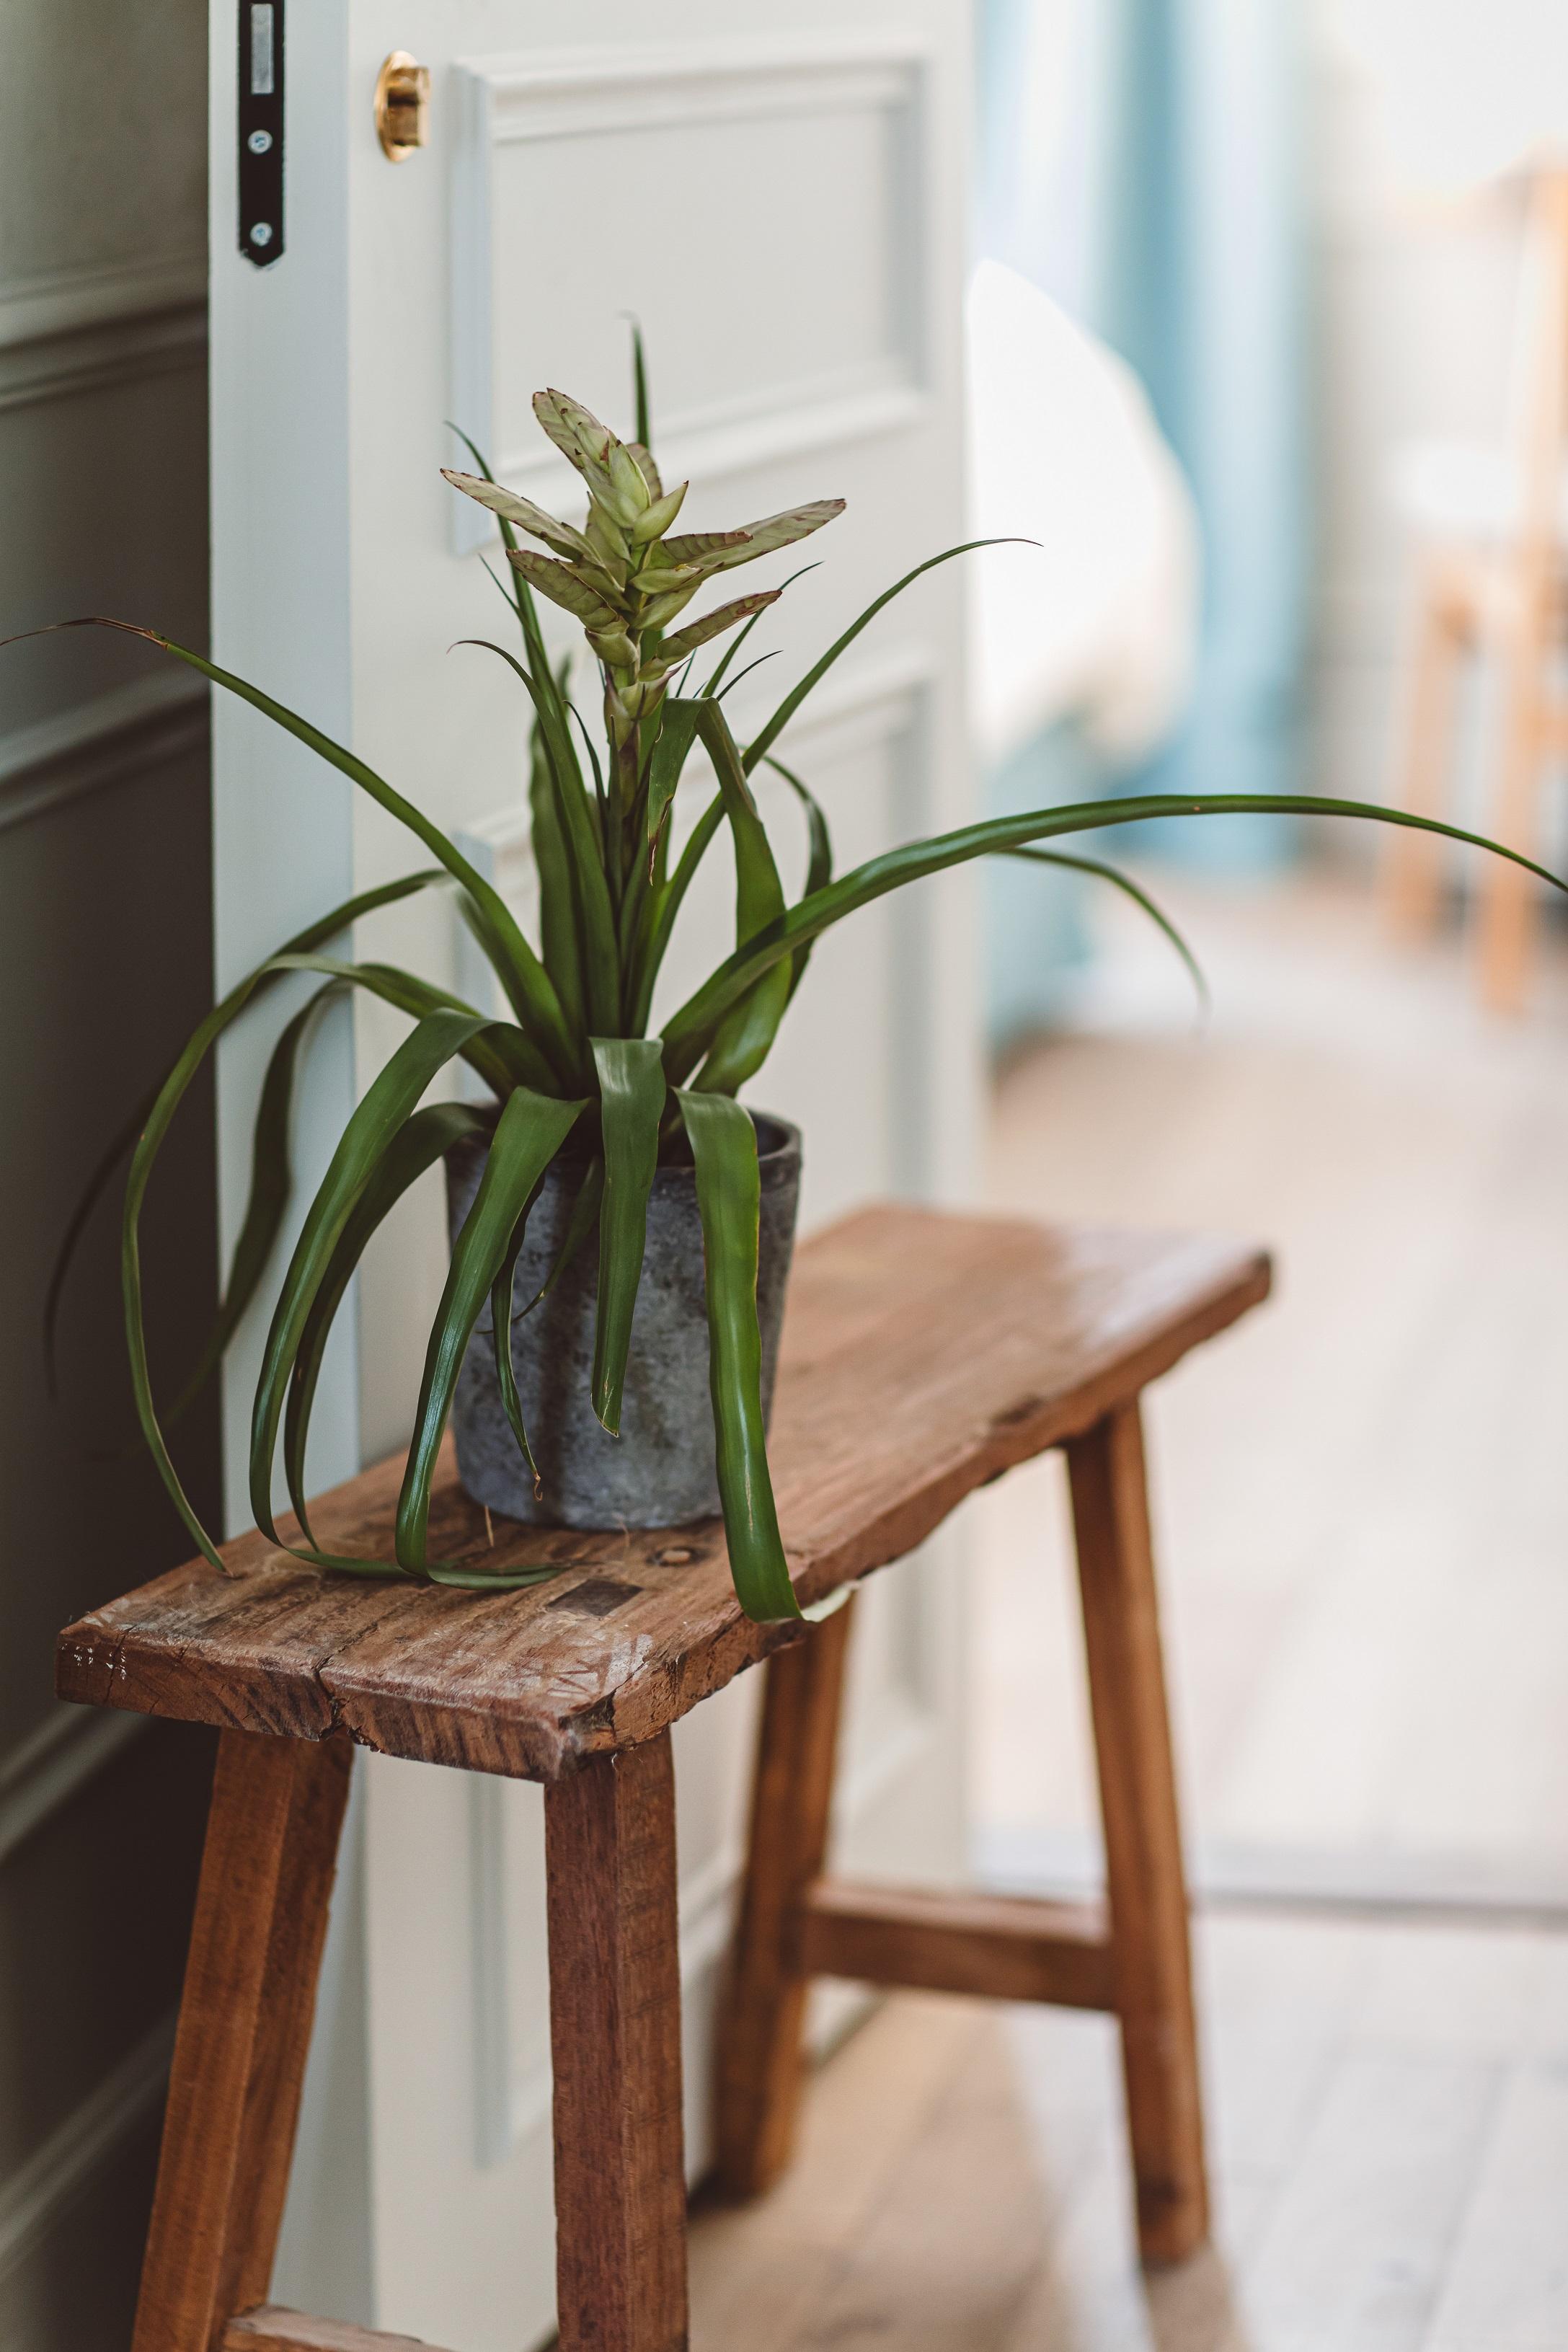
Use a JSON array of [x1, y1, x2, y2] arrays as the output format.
[[443, 1112, 801, 1530]]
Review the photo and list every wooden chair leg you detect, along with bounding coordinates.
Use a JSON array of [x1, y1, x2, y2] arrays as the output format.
[[1476, 597, 1551, 1013], [1067, 1402, 1208, 2268], [712, 1599, 856, 2199], [545, 1733, 688, 2352], [133, 1730, 353, 2352], [1386, 578, 1463, 939]]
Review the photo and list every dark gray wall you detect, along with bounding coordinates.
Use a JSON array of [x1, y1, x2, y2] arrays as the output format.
[[0, 5, 219, 2344]]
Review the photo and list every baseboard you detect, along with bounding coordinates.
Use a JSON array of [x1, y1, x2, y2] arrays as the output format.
[[975, 1824, 1568, 1931]]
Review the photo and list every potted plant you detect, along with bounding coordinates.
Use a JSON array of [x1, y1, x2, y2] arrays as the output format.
[[37, 358, 1562, 1624]]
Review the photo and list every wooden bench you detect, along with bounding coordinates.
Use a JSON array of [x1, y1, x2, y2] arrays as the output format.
[[58, 1205, 1270, 2352]]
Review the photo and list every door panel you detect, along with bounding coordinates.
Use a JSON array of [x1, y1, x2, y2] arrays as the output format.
[[211, 4, 975, 2340]]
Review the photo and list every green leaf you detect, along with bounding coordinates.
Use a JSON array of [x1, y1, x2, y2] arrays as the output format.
[[662, 791, 1568, 1084], [528, 709, 588, 1038], [440, 469, 598, 565], [507, 547, 621, 629], [700, 560, 820, 698], [159, 979, 345, 1433], [629, 318, 652, 452], [686, 702, 792, 1095], [696, 701, 784, 934], [110, 934, 561, 1591], [270, 951, 554, 1096], [676, 1091, 798, 1622], [656, 590, 781, 667], [632, 482, 687, 545], [249, 1009, 492, 1546], [456, 636, 620, 1036], [627, 790, 726, 1035], [52, 618, 580, 1086], [629, 444, 664, 505], [519, 1154, 604, 1317], [396, 1087, 586, 1569], [655, 527, 750, 567], [283, 1102, 488, 1539], [590, 1038, 666, 1433], [764, 755, 833, 1006], [488, 1190, 547, 1501], [120, 968, 314, 1571], [743, 539, 1022, 775], [688, 968, 793, 1097], [48, 865, 445, 1395], [532, 388, 621, 502], [1003, 847, 1210, 1017], [663, 500, 844, 577], [645, 697, 704, 844]]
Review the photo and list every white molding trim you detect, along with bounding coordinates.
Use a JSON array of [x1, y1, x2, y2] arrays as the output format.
[[0, 2010, 175, 2284], [466, 1773, 515, 2170], [0, 670, 209, 835], [466, 1676, 945, 2172], [0, 252, 206, 351], [448, 35, 932, 552], [465, 1797, 823, 2170], [0, 1709, 147, 1870], [0, 299, 205, 416], [459, 32, 928, 133]]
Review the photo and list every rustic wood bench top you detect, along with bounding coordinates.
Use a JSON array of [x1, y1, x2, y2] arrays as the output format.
[[56, 1205, 1270, 1782]]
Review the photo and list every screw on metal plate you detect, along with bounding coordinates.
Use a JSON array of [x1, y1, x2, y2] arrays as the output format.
[[238, 1, 284, 265]]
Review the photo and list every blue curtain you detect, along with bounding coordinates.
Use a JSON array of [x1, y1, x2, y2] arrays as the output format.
[[977, 0, 1311, 1040], [1095, 0, 1311, 864]]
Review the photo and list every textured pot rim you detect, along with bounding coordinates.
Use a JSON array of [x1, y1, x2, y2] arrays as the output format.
[[447, 1105, 802, 1188]]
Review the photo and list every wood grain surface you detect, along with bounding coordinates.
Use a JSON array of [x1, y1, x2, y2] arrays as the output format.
[[546, 1736, 688, 2352], [130, 1733, 352, 2352], [714, 1601, 857, 2197], [800, 1880, 1115, 2011], [1068, 1402, 1209, 2265], [56, 1207, 1269, 1782]]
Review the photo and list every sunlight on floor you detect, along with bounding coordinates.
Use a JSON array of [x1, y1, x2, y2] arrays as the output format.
[[970, 865, 1568, 1905], [691, 1915, 1568, 2351], [687, 866, 1568, 2352]]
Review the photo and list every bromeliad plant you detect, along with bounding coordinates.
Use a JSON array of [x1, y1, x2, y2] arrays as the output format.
[[39, 355, 1567, 1623]]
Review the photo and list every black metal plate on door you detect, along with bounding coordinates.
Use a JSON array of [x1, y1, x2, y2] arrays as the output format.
[[238, 1, 284, 266]]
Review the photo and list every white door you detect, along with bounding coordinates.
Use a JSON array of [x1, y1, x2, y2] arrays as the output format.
[[208, 4, 978, 2344]]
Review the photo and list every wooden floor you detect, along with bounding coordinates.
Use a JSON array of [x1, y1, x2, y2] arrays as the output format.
[[972, 867, 1568, 1905], [689, 1913, 1568, 2351], [687, 869, 1568, 2350]]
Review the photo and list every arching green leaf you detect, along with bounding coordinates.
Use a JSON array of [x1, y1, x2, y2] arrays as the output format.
[[676, 1090, 798, 1623], [590, 1038, 666, 1433], [48, 866, 444, 1394], [662, 791, 1568, 1084], [51, 618, 580, 1085], [250, 1009, 493, 1546], [284, 1102, 488, 1539], [1002, 846, 1210, 1017], [396, 1087, 586, 1569]]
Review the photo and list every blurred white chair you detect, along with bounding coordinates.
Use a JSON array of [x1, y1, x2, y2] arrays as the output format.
[[1386, 164, 1568, 1009]]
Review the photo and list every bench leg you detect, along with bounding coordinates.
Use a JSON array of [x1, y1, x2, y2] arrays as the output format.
[[712, 1600, 856, 2198], [133, 1729, 353, 2352], [545, 1733, 688, 2352], [1068, 1401, 1209, 2267]]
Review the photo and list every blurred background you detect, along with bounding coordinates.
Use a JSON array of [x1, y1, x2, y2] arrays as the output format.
[[4, 0, 1568, 2343], [964, 0, 1568, 1920], [946, 11, 1568, 2329]]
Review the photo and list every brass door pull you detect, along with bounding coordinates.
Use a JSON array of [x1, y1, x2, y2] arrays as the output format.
[[375, 52, 430, 159]]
